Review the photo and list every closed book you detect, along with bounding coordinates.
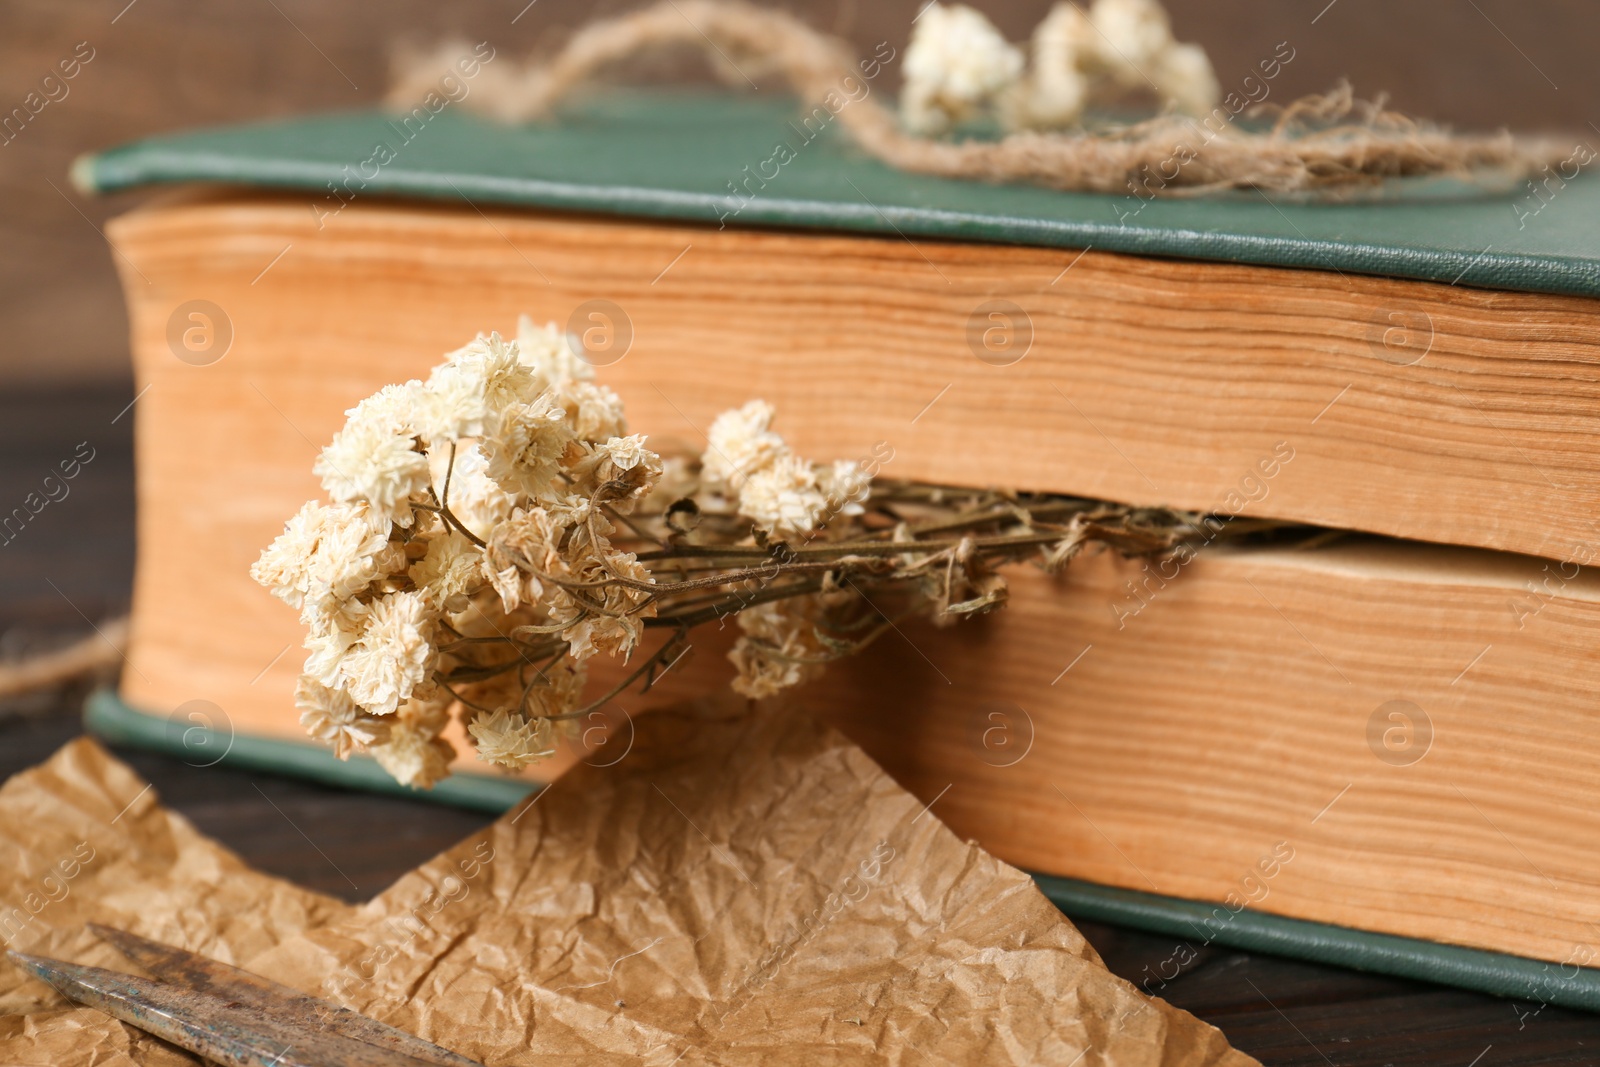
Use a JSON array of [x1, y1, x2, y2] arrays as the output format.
[[76, 92, 1600, 1008]]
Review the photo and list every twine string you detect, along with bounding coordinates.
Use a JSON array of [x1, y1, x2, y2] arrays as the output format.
[[389, 0, 1568, 196]]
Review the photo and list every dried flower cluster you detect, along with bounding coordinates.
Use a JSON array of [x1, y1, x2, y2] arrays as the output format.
[[902, 0, 1219, 135], [255, 319, 1209, 787]]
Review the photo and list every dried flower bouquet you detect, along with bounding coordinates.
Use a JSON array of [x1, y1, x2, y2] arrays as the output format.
[[253, 319, 1211, 787]]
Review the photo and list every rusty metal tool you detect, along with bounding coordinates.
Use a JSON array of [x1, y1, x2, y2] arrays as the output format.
[[7, 924, 486, 1067]]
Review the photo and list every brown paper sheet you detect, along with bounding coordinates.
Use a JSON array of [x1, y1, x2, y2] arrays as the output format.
[[0, 704, 1255, 1066], [0, 737, 345, 1064]]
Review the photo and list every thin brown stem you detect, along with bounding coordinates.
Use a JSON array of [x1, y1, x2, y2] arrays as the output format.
[[540, 632, 689, 721], [645, 576, 827, 629], [416, 500, 489, 550], [636, 529, 1094, 563], [434, 675, 498, 714]]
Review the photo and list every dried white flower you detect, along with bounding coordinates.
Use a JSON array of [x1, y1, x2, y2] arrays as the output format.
[[1090, 0, 1173, 72], [703, 399, 788, 489], [300, 597, 369, 688], [515, 315, 628, 438], [737, 454, 829, 538], [1007, 2, 1093, 129], [255, 319, 923, 790], [729, 601, 820, 700], [481, 393, 572, 500], [484, 506, 565, 612], [370, 690, 455, 789], [308, 505, 403, 603], [902, 2, 1024, 135], [596, 433, 654, 475], [553, 381, 628, 442], [417, 332, 540, 442], [563, 602, 644, 661], [468, 707, 555, 769], [905, 0, 1220, 133], [251, 500, 327, 611], [818, 459, 872, 519], [1149, 39, 1219, 117], [409, 530, 483, 613], [340, 590, 436, 715], [553, 536, 655, 660], [545, 493, 599, 531], [516, 314, 593, 387], [704, 405, 870, 537], [570, 434, 663, 510], [524, 658, 588, 719], [313, 385, 431, 526], [252, 501, 395, 612], [295, 677, 390, 759]]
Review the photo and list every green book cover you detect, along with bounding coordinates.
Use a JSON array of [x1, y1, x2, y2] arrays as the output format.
[[75, 91, 1600, 1011], [76, 91, 1600, 297]]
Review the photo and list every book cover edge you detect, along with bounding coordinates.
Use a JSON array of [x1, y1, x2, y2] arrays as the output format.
[[70, 117, 1600, 302]]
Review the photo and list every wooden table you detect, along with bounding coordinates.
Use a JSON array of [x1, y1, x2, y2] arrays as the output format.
[[3, 386, 1597, 1064]]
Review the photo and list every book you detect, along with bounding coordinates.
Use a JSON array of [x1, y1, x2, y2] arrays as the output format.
[[77, 96, 1600, 563], [77, 92, 1600, 1007]]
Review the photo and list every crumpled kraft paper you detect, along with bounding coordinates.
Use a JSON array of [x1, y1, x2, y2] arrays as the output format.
[[0, 736, 345, 1064], [0, 702, 1255, 1066]]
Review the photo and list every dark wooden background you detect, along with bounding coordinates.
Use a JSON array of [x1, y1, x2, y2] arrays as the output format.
[[1, 0, 1596, 385], [5, 1, 1600, 1061]]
